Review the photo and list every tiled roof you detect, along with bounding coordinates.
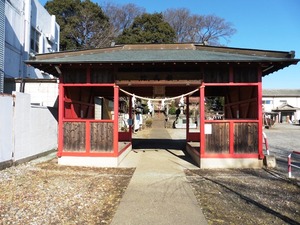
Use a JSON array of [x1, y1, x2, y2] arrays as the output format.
[[25, 44, 299, 77], [263, 89, 300, 97], [29, 44, 297, 63]]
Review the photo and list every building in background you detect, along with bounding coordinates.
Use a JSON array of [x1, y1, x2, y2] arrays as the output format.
[[263, 89, 300, 124], [0, 0, 59, 169], [2, 0, 60, 106]]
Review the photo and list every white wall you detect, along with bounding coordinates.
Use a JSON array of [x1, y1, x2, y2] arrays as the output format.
[[15, 81, 58, 107], [4, 0, 59, 79], [4, 0, 23, 78], [0, 92, 57, 166], [0, 95, 13, 163], [32, 0, 59, 53]]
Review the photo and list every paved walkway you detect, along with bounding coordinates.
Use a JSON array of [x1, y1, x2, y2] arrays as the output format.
[[111, 117, 208, 225]]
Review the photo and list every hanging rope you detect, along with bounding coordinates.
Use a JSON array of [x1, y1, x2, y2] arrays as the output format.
[[119, 87, 200, 102]]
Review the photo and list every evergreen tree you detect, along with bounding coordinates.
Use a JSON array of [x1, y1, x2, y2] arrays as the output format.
[[45, 0, 111, 50], [116, 13, 176, 44]]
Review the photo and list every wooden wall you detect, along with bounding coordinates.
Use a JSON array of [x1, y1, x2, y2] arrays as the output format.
[[63, 122, 114, 152], [205, 123, 229, 153], [234, 123, 258, 153], [204, 122, 258, 154], [63, 122, 86, 152]]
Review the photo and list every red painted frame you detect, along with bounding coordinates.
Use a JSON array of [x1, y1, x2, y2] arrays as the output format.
[[57, 79, 125, 157], [57, 64, 263, 161], [189, 68, 263, 160]]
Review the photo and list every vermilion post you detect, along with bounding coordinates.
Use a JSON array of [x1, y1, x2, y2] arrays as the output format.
[[129, 96, 132, 141], [113, 85, 119, 156], [257, 67, 264, 159], [186, 96, 189, 141], [57, 81, 64, 157], [229, 121, 234, 154], [288, 154, 292, 178], [200, 84, 205, 156]]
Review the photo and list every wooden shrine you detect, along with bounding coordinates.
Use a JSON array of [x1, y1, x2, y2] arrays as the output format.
[[26, 44, 299, 168]]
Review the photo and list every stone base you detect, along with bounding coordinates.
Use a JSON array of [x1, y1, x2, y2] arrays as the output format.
[[263, 155, 276, 168], [186, 143, 263, 168], [58, 144, 132, 167], [200, 158, 263, 169]]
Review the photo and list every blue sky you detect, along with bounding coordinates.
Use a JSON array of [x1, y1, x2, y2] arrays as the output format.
[[40, 0, 300, 89]]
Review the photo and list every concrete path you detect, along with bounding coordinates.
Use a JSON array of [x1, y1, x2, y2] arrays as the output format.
[[111, 117, 208, 225]]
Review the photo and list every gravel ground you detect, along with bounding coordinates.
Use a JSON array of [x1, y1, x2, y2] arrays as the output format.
[[186, 123, 300, 225], [186, 169, 300, 225], [264, 123, 300, 178], [0, 158, 135, 225], [1, 123, 299, 225]]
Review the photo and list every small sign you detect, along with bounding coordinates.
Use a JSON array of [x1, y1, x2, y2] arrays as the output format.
[[205, 124, 212, 134]]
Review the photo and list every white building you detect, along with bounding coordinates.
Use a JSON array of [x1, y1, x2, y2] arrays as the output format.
[[0, 0, 59, 168], [263, 89, 300, 123], [2, 0, 60, 106]]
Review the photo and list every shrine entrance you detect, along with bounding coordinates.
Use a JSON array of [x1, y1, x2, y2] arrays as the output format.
[[116, 83, 201, 153], [26, 43, 299, 168]]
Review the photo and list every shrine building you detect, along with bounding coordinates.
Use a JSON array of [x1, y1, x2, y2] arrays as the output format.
[[26, 44, 299, 168]]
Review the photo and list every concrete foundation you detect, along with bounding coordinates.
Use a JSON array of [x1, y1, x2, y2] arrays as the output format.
[[263, 155, 276, 168], [186, 143, 263, 168], [200, 158, 263, 169], [58, 144, 132, 167]]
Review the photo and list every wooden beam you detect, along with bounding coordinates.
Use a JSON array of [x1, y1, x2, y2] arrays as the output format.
[[116, 80, 202, 86]]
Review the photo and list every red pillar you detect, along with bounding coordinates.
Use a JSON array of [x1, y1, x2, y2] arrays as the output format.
[[129, 96, 133, 141], [186, 96, 189, 140], [113, 85, 119, 156], [200, 84, 205, 156], [57, 82, 64, 157], [257, 68, 264, 159]]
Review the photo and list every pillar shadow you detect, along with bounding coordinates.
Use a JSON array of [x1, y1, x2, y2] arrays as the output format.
[[132, 138, 198, 166], [132, 138, 186, 150]]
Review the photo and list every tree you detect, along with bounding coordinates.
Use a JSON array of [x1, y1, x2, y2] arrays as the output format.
[[45, 0, 111, 50], [102, 3, 145, 39], [163, 8, 236, 45], [197, 15, 236, 45], [163, 8, 192, 43], [116, 13, 176, 44]]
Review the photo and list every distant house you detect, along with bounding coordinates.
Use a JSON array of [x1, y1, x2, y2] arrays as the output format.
[[262, 89, 300, 123], [2, 0, 60, 106]]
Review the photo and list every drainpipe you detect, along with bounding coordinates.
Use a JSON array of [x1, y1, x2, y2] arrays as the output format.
[[0, 0, 5, 93]]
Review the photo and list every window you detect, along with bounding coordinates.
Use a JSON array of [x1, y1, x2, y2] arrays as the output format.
[[30, 27, 40, 53], [263, 100, 273, 104], [280, 100, 287, 104]]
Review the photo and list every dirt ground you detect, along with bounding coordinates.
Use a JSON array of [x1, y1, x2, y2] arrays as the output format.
[[185, 169, 300, 225], [1, 123, 300, 225], [185, 123, 300, 225], [0, 158, 135, 225], [1, 159, 299, 225]]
